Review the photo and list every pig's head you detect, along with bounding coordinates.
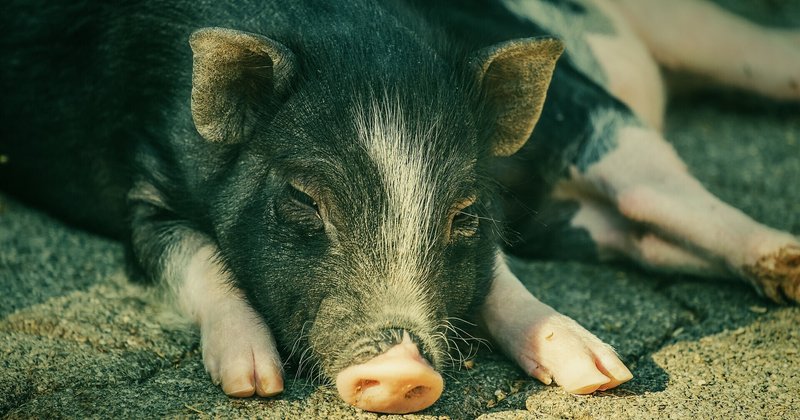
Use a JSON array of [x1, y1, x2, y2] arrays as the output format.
[[187, 27, 562, 413]]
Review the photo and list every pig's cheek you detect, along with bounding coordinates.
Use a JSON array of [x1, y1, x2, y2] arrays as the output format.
[[200, 299, 285, 398]]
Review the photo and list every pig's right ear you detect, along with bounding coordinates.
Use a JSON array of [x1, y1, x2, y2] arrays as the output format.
[[471, 37, 564, 157], [189, 27, 296, 143]]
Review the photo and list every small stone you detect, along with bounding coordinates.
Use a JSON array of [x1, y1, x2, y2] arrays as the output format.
[[748, 306, 768, 314], [486, 398, 497, 408], [494, 389, 507, 402], [672, 327, 685, 337], [510, 380, 525, 394]]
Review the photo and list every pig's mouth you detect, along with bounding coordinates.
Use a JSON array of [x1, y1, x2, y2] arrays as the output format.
[[333, 328, 445, 414]]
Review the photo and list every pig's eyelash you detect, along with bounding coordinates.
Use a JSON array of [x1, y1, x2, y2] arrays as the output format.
[[452, 207, 482, 238], [287, 184, 324, 222], [458, 211, 499, 224], [462, 210, 504, 239], [288, 184, 319, 209], [453, 206, 478, 223]]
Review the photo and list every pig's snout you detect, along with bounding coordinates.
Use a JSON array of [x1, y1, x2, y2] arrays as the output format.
[[335, 331, 443, 414]]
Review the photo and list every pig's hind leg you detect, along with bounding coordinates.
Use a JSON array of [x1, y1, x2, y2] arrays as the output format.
[[546, 182, 730, 279], [572, 124, 800, 302], [480, 254, 633, 394], [611, 0, 800, 101]]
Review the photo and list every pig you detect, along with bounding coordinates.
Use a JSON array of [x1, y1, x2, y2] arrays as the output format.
[[1, 0, 798, 415]]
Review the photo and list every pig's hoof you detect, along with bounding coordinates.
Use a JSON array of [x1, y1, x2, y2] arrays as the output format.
[[506, 313, 632, 394], [201, 307, 284, 397], [743, 245, 800, 303]]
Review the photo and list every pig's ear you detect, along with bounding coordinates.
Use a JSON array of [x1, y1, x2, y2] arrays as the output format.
[[189, 27, 296, 143], [472, 37, 564, 157]]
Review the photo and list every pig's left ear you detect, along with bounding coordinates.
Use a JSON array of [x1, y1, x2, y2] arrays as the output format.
[[189, 27, 296, 143], [471, 37, 564, 157]]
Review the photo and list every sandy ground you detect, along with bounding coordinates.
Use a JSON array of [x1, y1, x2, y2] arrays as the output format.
[[1, 1, 799, 418]]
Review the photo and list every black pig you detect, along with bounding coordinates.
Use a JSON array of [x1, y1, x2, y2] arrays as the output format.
[[2, 0, 799, 415]]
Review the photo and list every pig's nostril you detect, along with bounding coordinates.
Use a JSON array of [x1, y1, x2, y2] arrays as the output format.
[[405, 385, 429, 399], [356, 379, 380, 392]]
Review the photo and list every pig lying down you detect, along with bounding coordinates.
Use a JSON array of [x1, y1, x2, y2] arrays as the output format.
[[1, 0, 798, 414]]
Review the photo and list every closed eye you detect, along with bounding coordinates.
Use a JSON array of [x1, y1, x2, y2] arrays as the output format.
[[453, 206, 476, 226], [288, 183, 321, 220], [449, 197, 479, 239]]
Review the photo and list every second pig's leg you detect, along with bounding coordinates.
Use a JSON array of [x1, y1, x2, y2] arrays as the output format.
[[611, 0, 800, 101], [547, 181, 730, 278], [575, 124, 800, 302]]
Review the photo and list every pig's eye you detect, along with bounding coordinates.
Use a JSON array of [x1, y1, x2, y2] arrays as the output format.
[[288, 184, 322, 220], [450, 201, 479, 239]]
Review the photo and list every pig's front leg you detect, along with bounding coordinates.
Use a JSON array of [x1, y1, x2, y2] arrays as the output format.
[[480, 254, 632, 394], [128, 187, 283, 397], [183, 246, 284, 397]]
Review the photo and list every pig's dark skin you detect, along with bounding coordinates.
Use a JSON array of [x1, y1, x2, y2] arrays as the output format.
[[7, 0, 498, 355], [3, 0, 799, 414]]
